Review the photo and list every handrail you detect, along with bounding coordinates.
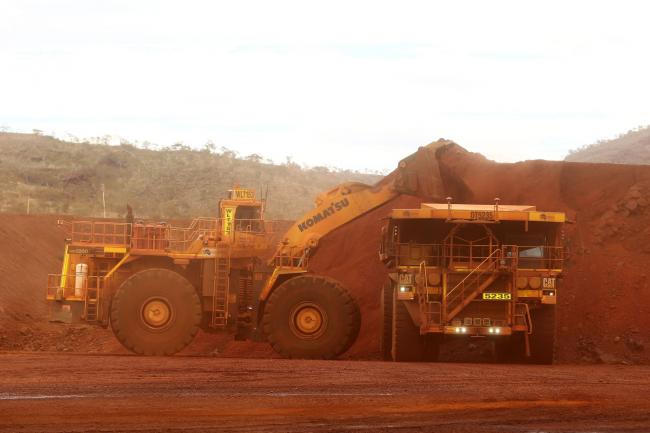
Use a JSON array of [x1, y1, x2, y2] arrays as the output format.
[[419, 260, 427, 291], [46, 274, 103, 300], [59, 217, 282, 253], [389, 242, 563, 270], [446, 248, 501, 300]]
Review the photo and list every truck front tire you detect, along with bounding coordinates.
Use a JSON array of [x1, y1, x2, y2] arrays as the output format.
[[392, 298, 425, 362], [110, 268, 202, 355], [262, 275, 360, 359], [529, 305, 556, 364], [380, 282, 393, 360]]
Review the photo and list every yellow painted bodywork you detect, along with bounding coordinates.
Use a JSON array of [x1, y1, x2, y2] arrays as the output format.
[[260, 182, 397, 301], [259, 267, 308, 301], [60, 244, 70, 288], [104, 246, 127, 254], [391, 203, 566, 223], [277, 182, 398, 257], [517, 289, 541, 298], [104, 253, 135, 279], [222, 206, 235, 238]]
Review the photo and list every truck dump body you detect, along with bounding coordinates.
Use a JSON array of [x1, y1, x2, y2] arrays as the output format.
[[380, 201, 565, 363]]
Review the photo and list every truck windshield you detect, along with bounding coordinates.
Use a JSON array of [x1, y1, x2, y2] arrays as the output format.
[[519, 246, 544, 258]]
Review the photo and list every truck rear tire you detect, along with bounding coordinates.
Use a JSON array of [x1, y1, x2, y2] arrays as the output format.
[[380, 282, 393, 360], [262, 275, 360, 359], [110, 268, 202, 356], [391, 299, 424, 362], [529, 305, 556, 364]]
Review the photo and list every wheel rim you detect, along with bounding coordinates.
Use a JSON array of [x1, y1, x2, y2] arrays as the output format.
[[141, 297, 173, 330], [289, 302, 328, 340]]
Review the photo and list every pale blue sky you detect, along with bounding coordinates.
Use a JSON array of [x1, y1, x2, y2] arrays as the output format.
[[1, 0, 649, 171]]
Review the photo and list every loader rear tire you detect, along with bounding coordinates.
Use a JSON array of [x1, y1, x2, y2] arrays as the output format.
[[529, 305, 556, 364], [110, 268, 202, 356], [380, 282, 394, 360], [262, 275, 360, 359], [391, 299, 424, 362]]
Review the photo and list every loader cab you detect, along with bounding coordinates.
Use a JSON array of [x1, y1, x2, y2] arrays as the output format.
[[219, 188, 266, 241]]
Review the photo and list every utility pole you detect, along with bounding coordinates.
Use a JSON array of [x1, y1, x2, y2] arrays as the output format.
[[101, 184, 106, 218]]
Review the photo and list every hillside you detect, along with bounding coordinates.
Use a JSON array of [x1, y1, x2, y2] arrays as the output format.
[[0, 132, 380, 220], [566, 126, 650, 164]]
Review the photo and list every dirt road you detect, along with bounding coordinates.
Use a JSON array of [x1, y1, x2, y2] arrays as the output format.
[[1, 354, 649, 432]]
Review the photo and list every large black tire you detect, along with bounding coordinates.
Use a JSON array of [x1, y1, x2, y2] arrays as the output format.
[[110, 268, 202, 355], [422, 334, 441, 362], [391, 299, 424, 362], [262, 275, 360, 359], [494, 334, 526, 363], [380, 282, 393, 360], [529, 305, 556, 364]]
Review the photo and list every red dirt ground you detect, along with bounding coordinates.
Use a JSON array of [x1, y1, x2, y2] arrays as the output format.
[[2, 353, 650, 433], [1, 143, 648, 363]]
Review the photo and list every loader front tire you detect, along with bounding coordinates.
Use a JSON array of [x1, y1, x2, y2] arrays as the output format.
[[262, 275, 360, 359], [110, 268, 202, 356]]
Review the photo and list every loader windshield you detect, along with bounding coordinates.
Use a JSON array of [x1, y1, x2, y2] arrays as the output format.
[[235, 205, 263, 233]]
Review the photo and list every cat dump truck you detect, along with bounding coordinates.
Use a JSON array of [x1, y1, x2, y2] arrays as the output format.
[[46, 187, 281, 355], [379, 200, 565, 364], [256, 140, 454, 359]]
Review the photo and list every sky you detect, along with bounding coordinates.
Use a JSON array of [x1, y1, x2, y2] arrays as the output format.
[[1, 0, 649, 172]]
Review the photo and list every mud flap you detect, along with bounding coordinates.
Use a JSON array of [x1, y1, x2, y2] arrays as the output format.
[[48, 301, 85, 324]]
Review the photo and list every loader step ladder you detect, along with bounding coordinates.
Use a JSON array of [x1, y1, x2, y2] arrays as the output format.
[[445, 249, 501, 321], [83, 285, 101, 322], [211, 245, 231, 328]]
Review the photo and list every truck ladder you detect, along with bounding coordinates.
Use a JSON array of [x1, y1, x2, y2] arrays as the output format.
[[211, 245, 231, 328], [83, 285, 101, 322], [418, 261, 442, 331], [445, 249, 500, 321]]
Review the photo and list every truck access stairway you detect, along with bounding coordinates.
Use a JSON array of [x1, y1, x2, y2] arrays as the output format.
[[445, 249, 501, 321], [211, 244, 231, 328]]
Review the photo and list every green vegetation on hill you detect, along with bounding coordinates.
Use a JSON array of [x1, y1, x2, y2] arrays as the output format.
[[0, 132, 381, 220], [566, 126, 650, 164]]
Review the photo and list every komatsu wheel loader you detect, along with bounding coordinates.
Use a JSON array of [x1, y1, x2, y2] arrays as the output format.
[[255, 140, 455, 359]]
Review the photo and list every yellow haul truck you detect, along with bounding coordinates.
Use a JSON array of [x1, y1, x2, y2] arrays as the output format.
[[47, 188, 279, 354], [379, 200, 565, 364]]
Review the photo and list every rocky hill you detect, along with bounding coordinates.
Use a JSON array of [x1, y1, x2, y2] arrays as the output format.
[[566, 126, 650, 164], [0, 132, 380, 220]]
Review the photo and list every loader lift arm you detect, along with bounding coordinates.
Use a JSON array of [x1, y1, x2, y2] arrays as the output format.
[[257, 139, 457, 359]]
